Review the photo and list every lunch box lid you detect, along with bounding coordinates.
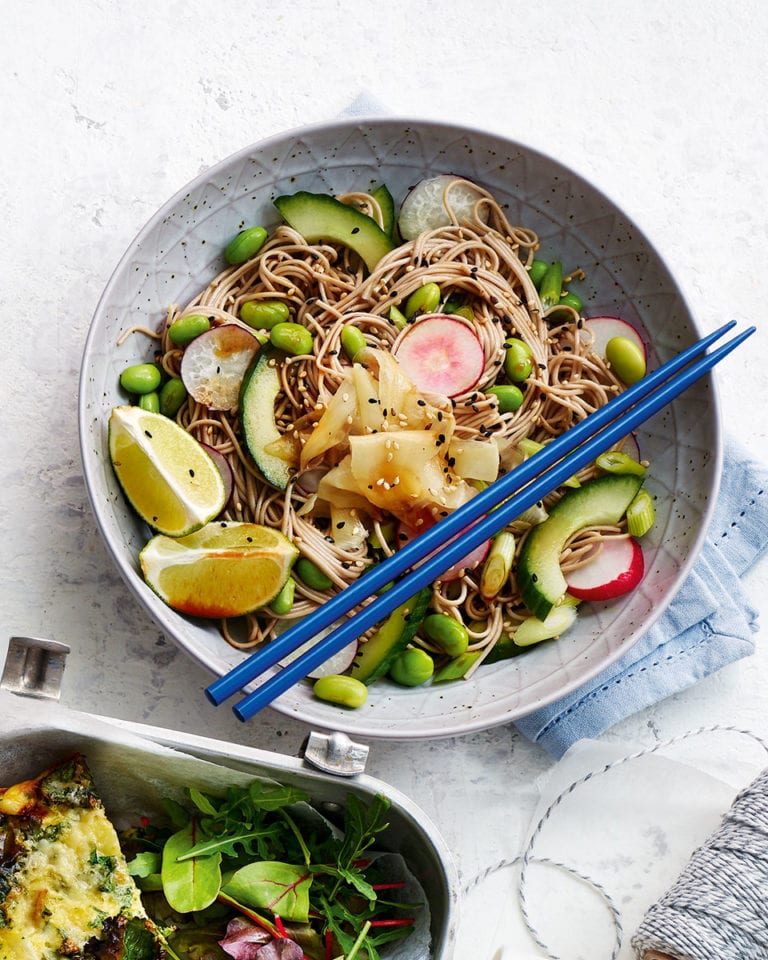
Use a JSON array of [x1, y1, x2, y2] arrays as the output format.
[[1, 635, 459, 959]]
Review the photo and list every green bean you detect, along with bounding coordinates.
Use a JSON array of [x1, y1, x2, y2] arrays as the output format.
[[269, 322, 314, 356], [487, 384, 524, 413], [138, 391, 160, 413], [224, 225, 268, 265], [539, 260, 563, 310], [313, 674, 368, 709], [441, 293, 463, 314], [596, 450, 647, 477], [369, 521, 396, 551], [423, 614, 469, 657], [159, 377, 187, 418], [270, 577, 295, 615], [479, 531, 516, 599], [389, 647, 435, 687], [626, 489, 656, 537], [433, 650, 484, 683], [340, 325, 367, 362], [389, 305, 408, 330], [294, 557, 333, 591], [120, 363, 162, 395], [240, 300, 290, 330], [606, 336, 646, 385], [528, 259, 549, 289], [404, 282, 441, 319], [504, 338, 534, 382], [168, 313, 211, 346]]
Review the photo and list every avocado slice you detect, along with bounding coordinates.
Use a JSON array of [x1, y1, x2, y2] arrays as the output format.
[[239, 347, 294, 490], [349, 587, 432, 685], [274, 191, 396, 271], [516, 474, 643, 621]]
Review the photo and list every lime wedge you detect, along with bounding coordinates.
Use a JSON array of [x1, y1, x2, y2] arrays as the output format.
[[139, 522, 299, 617], [108, 405, 226, 537]]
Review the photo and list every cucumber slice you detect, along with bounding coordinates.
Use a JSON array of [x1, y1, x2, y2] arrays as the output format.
[[348, 587, 432, 685], [239, 347, 293, 490], [274, 191, 396, 272], [516, 474, 643, 621], [514, 603, 578, 647], [371, 183, 397, 239]]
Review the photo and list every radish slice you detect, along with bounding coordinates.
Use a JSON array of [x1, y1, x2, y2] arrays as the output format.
[[274, 622, 358, 678], [565, 536, 644, 601], [581, 316, 646, 361], [394, 314, 484, 397], [200, 443, 234, 507], [398, 175, 489, 241], [180, 324, 260, 410], [397, 520, 490, 582]]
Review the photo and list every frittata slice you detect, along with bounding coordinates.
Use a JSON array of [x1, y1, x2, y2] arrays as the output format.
[[0, 754, 163, 960]]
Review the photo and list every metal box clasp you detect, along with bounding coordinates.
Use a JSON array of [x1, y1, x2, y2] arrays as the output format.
[[1, 636, 71, 700]]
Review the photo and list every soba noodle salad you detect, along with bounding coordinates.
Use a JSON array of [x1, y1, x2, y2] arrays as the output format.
[[110, 175, 655, 704]]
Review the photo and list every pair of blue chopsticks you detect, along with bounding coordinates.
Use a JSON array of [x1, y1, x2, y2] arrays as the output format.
[[206, 320, 754, 721]]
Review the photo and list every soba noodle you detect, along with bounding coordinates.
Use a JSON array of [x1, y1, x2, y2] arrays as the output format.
[[153, 180, 629, 668]]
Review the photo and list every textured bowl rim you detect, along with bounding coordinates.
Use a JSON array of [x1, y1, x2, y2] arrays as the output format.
[[78, 115, 723, 739]]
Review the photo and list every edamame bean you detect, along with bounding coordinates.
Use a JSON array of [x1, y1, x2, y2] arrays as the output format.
[[423, 614, 469, 657], [452, 305, 475, 321], [168, 313, 211, 346], [269, 322, 314, 356], [389, 305, 408, 329], [487, 384, 524, 412], [120, 363, 162, 395], [224, 225, 268, 265], [539, 260, 563, 310], [340, 325, 367, 362], [606, 336, 646, 385], [270, 577, 295, 615], [138, 391, 160, 413], [528, 259, 549, 289], [404, 282, 441, 319], [558, 291, 583, 314], [294, 557, 334, 591], [159, 377, 188, 418], [389, 647, 435, 687], [240, 300, 290, 330], [313, 674, 368, 709], [504, 338, 534, 382]]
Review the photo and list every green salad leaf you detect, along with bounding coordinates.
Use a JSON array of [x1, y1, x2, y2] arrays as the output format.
[[161, 819, 222, 913], [221, 861, 312, 921]]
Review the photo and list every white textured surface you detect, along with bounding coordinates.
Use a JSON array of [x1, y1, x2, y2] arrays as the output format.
[[2, 2, 768, 955]]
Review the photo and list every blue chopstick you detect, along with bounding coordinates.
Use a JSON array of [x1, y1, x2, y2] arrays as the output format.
[[204, 320, 750, 717]]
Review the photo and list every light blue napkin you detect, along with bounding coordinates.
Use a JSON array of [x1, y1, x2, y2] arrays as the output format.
[[515, 437, 768, 757]]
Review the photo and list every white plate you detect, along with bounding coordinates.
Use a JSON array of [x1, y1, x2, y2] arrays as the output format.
[[78, 117, 721, 739]]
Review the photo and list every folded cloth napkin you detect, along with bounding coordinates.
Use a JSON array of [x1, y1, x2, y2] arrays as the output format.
[[336, 95, 768, 756], [515, 436, 768, 757]]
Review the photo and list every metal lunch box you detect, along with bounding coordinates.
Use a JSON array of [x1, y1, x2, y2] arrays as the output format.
[[0, 636, 459, 959]]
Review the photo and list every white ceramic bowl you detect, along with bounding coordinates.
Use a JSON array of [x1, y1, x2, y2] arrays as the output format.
[[79, 118, 721, 740]]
